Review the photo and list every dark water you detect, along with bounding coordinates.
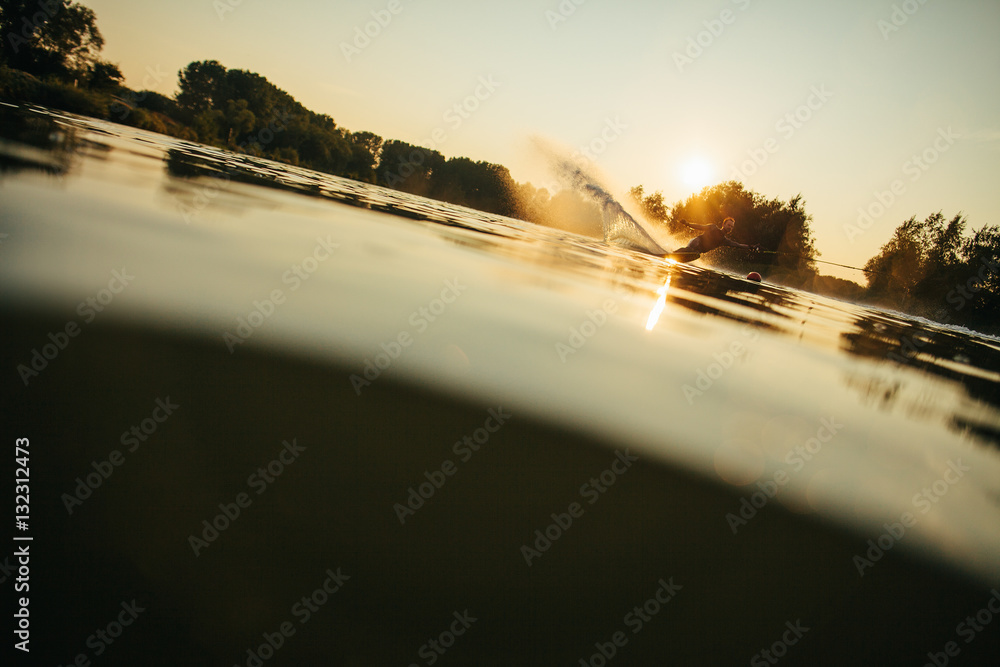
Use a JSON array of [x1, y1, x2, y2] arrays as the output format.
[[2, 106, 1000, 665]]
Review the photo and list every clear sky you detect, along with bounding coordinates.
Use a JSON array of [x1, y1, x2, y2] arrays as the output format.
[[86, 0, 1000, 279]]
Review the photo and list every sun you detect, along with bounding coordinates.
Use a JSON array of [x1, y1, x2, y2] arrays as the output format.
[[680, 157, 715, 191]]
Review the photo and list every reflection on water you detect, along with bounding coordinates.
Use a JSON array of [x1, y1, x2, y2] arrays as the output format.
[[842, 312, 1000, 447], [2, 104, 1000, 590], [3, 106, 999, 439], [0, 104, 79, 174]]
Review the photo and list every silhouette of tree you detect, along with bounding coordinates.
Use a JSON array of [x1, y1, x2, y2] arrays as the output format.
[[346, 130, 382, 183], [628, 185, 668, 224], [429, 158, 519, 217], [377, 140, 444, 195], [958, 225, 1000, 328], [1, 1, 107, 81], [87, 59, 122, 90], [864, 212, 969, 309], [862, 212, 1000, 331], [191, 108, 223, 143], [664, 181, 818, 278], [222, 98, 255, 144], [134, 90, 180, 118], [176, 60, 227, 118], [350, 131, 382, 161]]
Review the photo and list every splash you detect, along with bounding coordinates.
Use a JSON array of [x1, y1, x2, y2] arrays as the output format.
[[532, 139, 668, 255]]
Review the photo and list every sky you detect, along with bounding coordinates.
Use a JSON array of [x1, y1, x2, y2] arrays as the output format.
[[85, 0, 1000, 280]]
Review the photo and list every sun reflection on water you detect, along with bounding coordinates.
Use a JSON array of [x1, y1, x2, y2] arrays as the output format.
[[645, 274, 672, 331]]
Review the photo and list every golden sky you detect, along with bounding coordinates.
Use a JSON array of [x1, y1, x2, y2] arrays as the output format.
[[85, 0, 1000, 276]]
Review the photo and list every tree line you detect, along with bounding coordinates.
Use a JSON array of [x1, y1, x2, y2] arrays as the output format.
[[2, 2, 997, 332]]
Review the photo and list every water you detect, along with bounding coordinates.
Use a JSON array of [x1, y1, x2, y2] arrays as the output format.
[[2, 106, 1000, 665], [544, 152, 669, 255]]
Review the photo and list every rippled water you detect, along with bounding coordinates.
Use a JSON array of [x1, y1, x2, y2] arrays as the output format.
[[2, 106, 999, 664]]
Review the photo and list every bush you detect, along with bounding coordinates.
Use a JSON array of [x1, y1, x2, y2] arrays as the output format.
[[0, 66, 42, 102], [36, 80, 109, 118], [0, 68, 109, 118]]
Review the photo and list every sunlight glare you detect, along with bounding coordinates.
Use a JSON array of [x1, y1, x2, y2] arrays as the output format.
[[645, 276, 671, 331], [680, 157, 715, 191]]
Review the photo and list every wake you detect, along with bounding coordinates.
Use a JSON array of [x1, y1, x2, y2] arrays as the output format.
[[546, 151, 668, 256]]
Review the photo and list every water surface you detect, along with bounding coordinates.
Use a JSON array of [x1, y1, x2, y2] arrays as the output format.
[[2, 106, 999, 665]]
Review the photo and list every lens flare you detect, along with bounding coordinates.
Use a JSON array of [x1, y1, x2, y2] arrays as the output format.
[[680, 157, 715, 190]]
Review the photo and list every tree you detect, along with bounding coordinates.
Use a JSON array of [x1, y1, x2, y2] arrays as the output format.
[[864, 216, 925, 305], [192, 108, 224, 143], [628, 185, 668, 224], [429, 158, 520, 217], [1, 1, 106, 81], [350, 131, 382, 162], [86, 59, 122, 91], [135, 90, 180, 117], [39, 2, 102, 76], [957, 224, 1000, 328], [222, 98, 255, 144], [346, 130, 382, 182], [860, 211, 1000, 332], [176, 60, 227, 118], [377, 140, 444, 194], [863, 212, 969, 310], [666, 181, 818, 278]]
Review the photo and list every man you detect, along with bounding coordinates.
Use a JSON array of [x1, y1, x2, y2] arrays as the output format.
[[667, 217, 759, 262]]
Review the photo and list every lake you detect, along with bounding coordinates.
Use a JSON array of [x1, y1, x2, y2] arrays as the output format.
[[2, 105, 999, 665]]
